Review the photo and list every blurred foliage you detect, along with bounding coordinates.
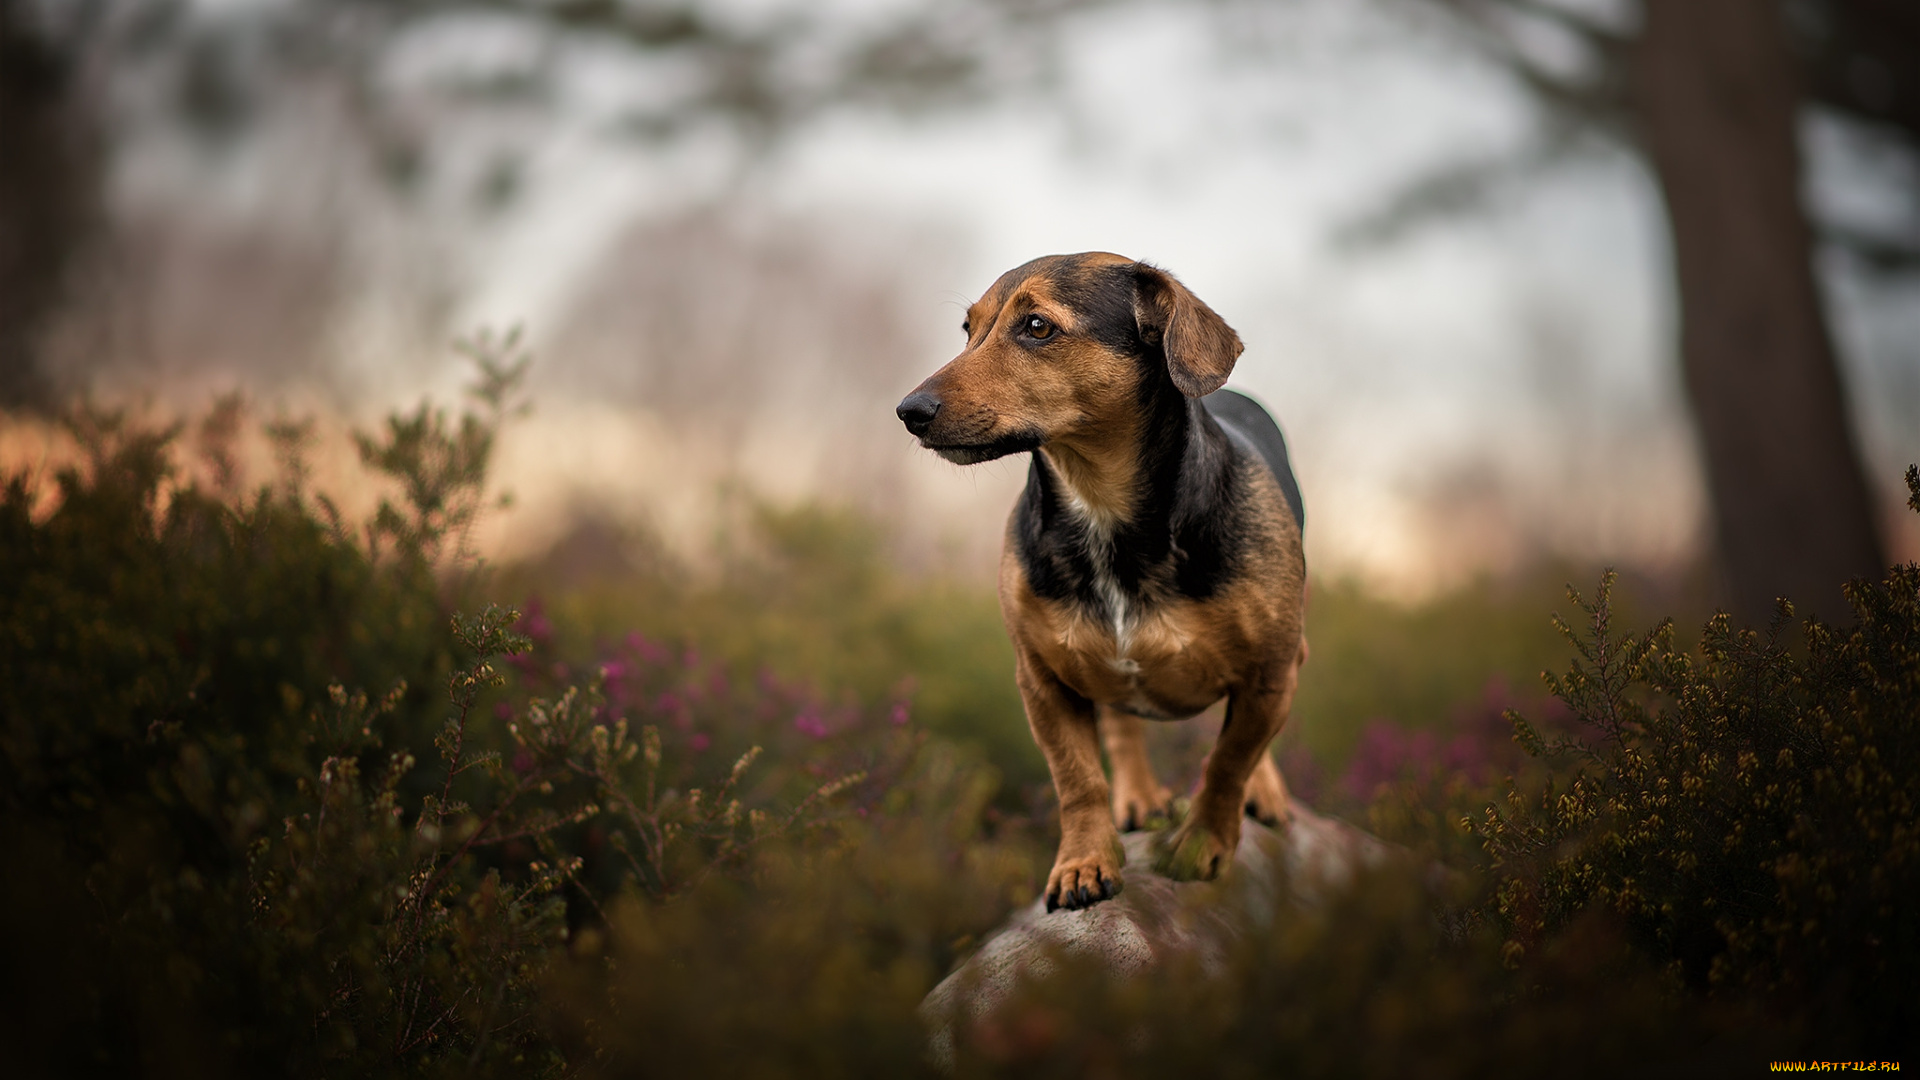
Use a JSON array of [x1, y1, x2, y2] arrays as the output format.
[[545, 744, 1042, 1079], [498, 502, 1044, 799], [1476, 549, 1920, 1046], [0, 361, 1008, 1077], [4, 358, 1915, 1073], [2, 363, 484, 1074], [502, 520, 1675, 812], [354, 329, 531, 565], [1291, 573, 1593, 765]]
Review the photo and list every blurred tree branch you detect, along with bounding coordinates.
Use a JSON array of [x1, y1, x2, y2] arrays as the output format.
[[1383, 0, 1920, 270], [89, 0, 1099, 171], [10, 0, 1095, 407]]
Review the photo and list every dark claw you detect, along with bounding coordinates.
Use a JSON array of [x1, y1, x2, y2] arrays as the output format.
[[1097, 876, 1113, 900], [1122, 809, 1137, 832], [1075, 885, 1091, 908], [1046, 891, 1060, 913]]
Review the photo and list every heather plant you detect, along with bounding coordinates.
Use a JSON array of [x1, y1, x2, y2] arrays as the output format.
[[1474, 473, 1920, 1047], [545, 738, 1046, 1078], [501, 500, 1046, 798], [239, 601, 895, 1074], [1, 373, 484, 1074], [354, 329, 532, 565], [241, 610, 579, 1074], [0, 352, 1026, 1078]]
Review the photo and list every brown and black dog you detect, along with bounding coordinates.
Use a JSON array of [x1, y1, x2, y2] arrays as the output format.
[[896, 252, 1308, 913]]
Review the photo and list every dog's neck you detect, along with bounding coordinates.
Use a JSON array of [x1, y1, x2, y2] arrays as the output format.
[[1038, 421, 1142, 537], [1028, 388, 1235, 599]]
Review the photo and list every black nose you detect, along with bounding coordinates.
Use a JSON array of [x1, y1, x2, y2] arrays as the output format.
[[896, 392, 941, 437]]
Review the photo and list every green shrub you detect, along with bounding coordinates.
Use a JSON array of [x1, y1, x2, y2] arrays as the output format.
[[0, 351, 1037, 1077], [1, 401, 454, 1076], [1475, 474, 1920, 1047]]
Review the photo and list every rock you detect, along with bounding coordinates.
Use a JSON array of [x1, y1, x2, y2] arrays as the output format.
[[919, 805, 1395, 1071]]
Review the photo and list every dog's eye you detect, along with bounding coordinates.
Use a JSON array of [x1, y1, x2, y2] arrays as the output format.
[[961, 321, 971, 338], [1025, 315, 1055, 340]]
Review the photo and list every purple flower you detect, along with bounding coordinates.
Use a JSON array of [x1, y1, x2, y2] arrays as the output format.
[[626, 633, 669, 665], [515, 599, 554, 646]]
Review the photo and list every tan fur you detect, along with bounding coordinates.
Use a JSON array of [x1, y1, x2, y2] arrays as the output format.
[[903, 253, 1307, 909]]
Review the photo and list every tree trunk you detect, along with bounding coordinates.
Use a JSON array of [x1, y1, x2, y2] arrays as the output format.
[[0, 0, 96, 410], [1634, 0, 1885, 623]]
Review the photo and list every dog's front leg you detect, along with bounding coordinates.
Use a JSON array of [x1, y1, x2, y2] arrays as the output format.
[[1157, 657, 1298, 881], [1017, 655, 1125, 911], [1100, 707, 1173, 832]]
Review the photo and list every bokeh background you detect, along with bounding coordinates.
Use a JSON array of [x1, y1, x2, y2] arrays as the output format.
[[11, 0, 1917, 577], [8, 0, 1917, 781], [3, 2, 1919, 1071]]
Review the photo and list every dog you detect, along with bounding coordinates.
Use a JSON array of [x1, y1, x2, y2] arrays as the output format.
[[896, 252, 1307, 912]]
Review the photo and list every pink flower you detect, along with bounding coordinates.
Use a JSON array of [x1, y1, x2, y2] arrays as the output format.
[[515, 599, 554, 645], [689, 732, 711, 752], [627, 633, 669, 665]]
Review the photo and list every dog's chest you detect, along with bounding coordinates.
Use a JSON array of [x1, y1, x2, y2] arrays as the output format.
[[1028, 585, 1261, 720]]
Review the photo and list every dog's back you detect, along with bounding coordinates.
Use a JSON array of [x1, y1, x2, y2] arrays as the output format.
[[1203, 388, 1304, 533]]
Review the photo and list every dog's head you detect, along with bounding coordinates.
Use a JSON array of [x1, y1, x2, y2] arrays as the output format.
[[896, 252, 1243, 464]]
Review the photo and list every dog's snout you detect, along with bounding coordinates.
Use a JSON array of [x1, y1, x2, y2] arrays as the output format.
[[896, 392, 941, 437]]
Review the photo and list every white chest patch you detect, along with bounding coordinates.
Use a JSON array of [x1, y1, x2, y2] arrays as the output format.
[[1074, 517, 1138, 659], [1053, 464, 1148, 665]]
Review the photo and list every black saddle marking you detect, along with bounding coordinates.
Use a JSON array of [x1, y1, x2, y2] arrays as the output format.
[[1202, 388, 1304, 532]]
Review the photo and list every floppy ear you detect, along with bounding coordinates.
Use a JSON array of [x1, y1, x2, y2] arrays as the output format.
[[1132, 263, 1244, 397]]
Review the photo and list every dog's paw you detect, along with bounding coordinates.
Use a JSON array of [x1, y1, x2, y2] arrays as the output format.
[[1153, 820, 1236, 883], [1242, 755, 1292, 828], [1045, 849, 1125, 913], [1110, 781, 1174, 833]]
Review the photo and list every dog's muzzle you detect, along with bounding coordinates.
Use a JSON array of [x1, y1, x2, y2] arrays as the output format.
[[896, 392, 941, 438]]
